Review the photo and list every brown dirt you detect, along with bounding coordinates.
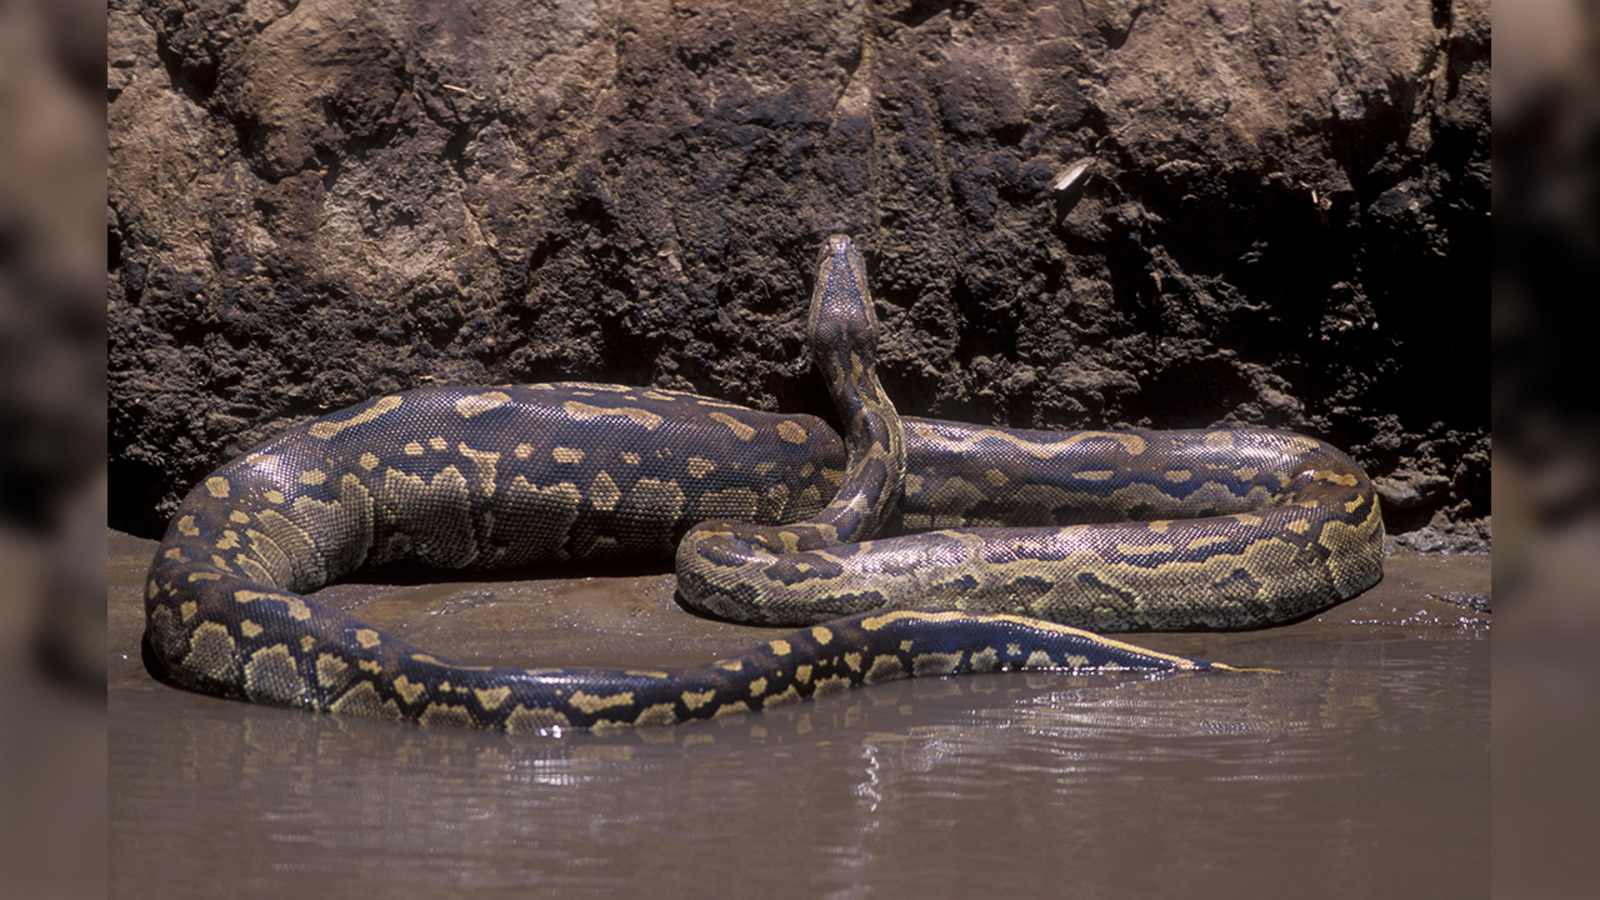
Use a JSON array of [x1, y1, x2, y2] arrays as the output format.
[[108, 0, 1490, 550]]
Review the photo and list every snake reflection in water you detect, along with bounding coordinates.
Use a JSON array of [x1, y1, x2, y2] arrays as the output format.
[[142, 235, 1384, 731]]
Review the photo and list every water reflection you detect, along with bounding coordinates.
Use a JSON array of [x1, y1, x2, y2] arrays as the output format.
[[114, 636, 1486, 898]]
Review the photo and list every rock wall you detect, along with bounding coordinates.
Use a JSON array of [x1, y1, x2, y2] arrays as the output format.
[[108, 0, 1490, 548]]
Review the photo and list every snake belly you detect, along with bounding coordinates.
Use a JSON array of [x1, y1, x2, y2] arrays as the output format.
[[142, 236, 1384, 732]]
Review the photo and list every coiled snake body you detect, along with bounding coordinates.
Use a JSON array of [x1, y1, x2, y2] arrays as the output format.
[[143, 236, 1384, 731]]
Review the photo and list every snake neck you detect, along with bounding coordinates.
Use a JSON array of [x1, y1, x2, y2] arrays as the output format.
[[804, 234, 906, 545]]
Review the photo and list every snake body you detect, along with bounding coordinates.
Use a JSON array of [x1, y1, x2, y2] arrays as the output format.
[[143, 236, 1384, 731]]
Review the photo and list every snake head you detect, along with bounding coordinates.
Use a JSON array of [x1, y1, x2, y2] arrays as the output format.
[[809, 234, 879, 362]]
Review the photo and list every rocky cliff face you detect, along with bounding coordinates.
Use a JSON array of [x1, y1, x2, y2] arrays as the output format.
[[108, 0, 1490, 549]]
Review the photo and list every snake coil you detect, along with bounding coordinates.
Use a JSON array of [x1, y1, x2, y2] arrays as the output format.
[[142, 235, 1384, 731]]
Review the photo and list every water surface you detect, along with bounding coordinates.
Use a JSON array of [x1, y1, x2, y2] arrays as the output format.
[[109, 532, 1489, 898]]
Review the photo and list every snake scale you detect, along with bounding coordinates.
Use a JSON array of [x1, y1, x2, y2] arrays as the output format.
[[143, 235, 1385, 732]]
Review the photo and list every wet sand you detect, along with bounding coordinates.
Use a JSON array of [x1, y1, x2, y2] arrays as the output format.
[[109, 530, 1489, 898]]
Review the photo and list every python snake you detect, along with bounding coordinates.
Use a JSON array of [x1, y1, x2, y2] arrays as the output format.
[[142, 235, 1384, 732]]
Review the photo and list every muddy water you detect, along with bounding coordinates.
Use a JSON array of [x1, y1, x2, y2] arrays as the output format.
[[108, 530, 1489, 899]]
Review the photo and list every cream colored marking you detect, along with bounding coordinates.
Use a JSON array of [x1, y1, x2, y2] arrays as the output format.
[[910, 421, 1146, 457], [329, 681, 402, 721], [1118, 542, 1175, 555], [708, 412, 756, 442], [1073, 470, 1115, 482], [232, 589, 311, 621], [429, 436, 448, 451], [179, 600, 197, 622], [1188, 535, 1230, 549], [985, 469, 1009, 487], [178, 515, 199, 537], [811, 626, 834, 645], [588, 471, 620, 511], [681, 689, 716, 711], [315, 653, 348, 687], [504, 706, 573, 734], [301, 635, 316, 652], [621, 452, 641, 465], [1317, 470, 1359, 487], [563, 400, 664, 430], [1232, 467, 1259, 481], [776, 420, 808, 444], [359, 660, 382, 673], [355, 628, 382, 649], [308, 395, 404, 439], [458, 444, 501, 496], [392, 675, 427, 705], [553, 446, 585, 464], [762, 685, 802, 707], [969, 647, 999, 671], [768, 639, 792, 656], [265, 490, 286, 504], [864, 655, 906, 683], [629, 479, 686, 523], [904, 473, 924, 495], [240, 620, 263, 638], [456, 391, 512, 418], [687, 456, 715, 478], [1024, 650, 1055, 667], [1165, 469, 1192, 482], [624, 669, 671, 679], [514, 443, 533, 459], [1287, 518, 1311, 534], [813, 675, 851, 696], [717, 660, 743, 672], [183, 622, 238, 679], [210, 555, 233, 571], [858, 609, 1191, 665], [186, 571, 221, 582], [568, 691, 636, 715], [687, 394, 747, 409], [205, 476, 230, 499], [411, 653, 444, 666], [359, 452, 380, 471], [913, 652, 962, 676], [299, 469, 326, 485], [748, 677, 769, 697], [713, 701, 751, 718], [404, 441, 425, 456], [215, 530, 240, 551], [474, 686, 512, 711], [795, 665, 813, 684], [244, 644, 306, 700], [843, 652, 863, 672], [1203, 431, 1237, 448], [229, 510, 250, 524], [1231, 513, 1265, 526], [634, 703, 680, 727], [419, 704, 472, 729], [1147, 520, 1171, 534]]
